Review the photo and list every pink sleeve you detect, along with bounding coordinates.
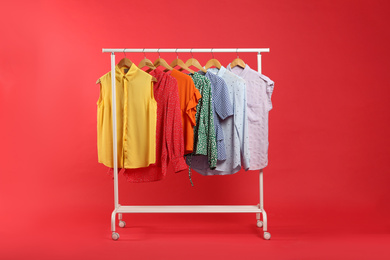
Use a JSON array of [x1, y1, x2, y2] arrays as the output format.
[[166, 77, 187, 172]]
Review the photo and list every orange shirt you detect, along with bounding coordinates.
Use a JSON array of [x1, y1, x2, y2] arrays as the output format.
[[170, 69, 201, 154]]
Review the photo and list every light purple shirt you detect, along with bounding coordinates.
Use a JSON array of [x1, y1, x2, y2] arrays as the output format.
[[227, 64, 274, 170]]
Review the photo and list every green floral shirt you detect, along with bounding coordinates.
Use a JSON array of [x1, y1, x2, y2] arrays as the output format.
[[188, 72, 217, 169]]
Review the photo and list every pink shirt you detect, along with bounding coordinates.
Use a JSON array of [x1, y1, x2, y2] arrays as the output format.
[[227, 64, 274, 170]]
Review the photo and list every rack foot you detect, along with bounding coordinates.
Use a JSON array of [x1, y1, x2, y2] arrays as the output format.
[[112, 232, 120, 240], [257, 220, 263, 228], [119, 220, 126, 228], [263, 232, 271, 240]]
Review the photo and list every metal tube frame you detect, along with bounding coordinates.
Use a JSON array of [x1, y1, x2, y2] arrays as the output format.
[[103, 48, 269, 53], [106, 48, 270, 238]]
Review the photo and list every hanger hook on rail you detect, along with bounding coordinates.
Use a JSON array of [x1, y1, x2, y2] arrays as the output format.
[[236, 48, 239, 59], [176, 48, 179, 59], [123, 48, 126, 58], [211, 48, 214, 59], [143, 48, 146, 59], [190, 48, 193, 58], [157, 48, 160, 58]]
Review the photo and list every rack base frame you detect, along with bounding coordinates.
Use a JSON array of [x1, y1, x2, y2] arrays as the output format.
[[103, 48, 271, 241]]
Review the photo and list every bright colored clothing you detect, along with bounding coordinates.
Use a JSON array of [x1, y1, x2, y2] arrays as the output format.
[[187, 72, 217, 169], [191, 66, 250, 175], [97, 64, 157, 169], [197, 70, 233, 160], [170, 69, 201, 154], [123, 69, 187, 182], [227, 64, 274, 170]]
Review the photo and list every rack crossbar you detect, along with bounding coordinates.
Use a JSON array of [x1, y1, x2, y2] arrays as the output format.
[[117, 205, 262, 213], [103, 48, 269, 53]]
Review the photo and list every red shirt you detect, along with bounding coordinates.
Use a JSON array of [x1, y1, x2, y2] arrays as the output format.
[[122, 68, 187, 182]]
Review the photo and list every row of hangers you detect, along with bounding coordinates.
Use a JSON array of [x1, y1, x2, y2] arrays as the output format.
[[96, 49, 246, 84]]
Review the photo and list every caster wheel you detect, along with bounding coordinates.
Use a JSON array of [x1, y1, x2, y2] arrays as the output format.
[[112, 232, 120, 240], [257, 220, 263, 228], [119, 220, 126, 228], [263, 232, 271, 240]]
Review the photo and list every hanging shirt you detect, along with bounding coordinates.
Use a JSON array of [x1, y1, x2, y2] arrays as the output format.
[[169, 69, 201, 155], [122, 69, 187, 182], [187, 72, 217, 170], [197, 70, 233, 161], [97, 64, 157, 168], [191, 66, 250, 175], [227, 64, 274, 170]]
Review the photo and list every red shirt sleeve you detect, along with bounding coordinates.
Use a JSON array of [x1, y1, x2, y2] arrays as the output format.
[[165, 76, 187, 172]]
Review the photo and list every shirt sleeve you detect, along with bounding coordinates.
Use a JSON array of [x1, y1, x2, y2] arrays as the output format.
[[236, 80, 250, 170], [166, 77, 187, 172], [205, 79, 217, 169], [186, 85, 201, 126], [259, 74, 274, 112], [214, 77, 233, 120]]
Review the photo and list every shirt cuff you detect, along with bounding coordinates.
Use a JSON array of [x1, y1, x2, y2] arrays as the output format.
[[172, 156, 188, 172]]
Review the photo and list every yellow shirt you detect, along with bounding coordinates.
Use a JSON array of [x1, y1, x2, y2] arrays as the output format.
[[97, 64, 157, 168]]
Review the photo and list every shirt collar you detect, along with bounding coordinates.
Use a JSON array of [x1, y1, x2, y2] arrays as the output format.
[[115, 63, 138, 80], [149, 67, 163, 77], [197, 70, 207, 76], [226, 63, 250, 78], [207, 65, 226, 78], [149, 68, 166, 82]]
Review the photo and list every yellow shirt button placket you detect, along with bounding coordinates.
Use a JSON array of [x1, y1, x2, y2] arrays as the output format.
[[123, 77, 128, 167]]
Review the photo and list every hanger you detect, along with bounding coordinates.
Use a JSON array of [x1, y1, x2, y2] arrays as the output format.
[[116, 48, 133, 69], [204, 48, 222, 70], [183, 49, 207, 73], [96, 49, 156, 83], [119, 49, 157, 82], [169, 49, 195, 73], [153, 49, 173, 71], [138, 48, 157, 72], [230, 48, 246, 69]]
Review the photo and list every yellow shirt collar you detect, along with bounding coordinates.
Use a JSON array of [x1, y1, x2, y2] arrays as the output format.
[[115, 63, 138, 80]]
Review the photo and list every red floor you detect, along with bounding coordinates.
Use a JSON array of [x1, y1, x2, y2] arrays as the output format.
[[1, 206, 389, 260]]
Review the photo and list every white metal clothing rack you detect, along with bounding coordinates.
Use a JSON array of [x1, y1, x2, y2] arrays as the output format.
[[102, 48, 271, 240]]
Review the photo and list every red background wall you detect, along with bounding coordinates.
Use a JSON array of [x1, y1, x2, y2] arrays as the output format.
[[1, 0, 390, 259]]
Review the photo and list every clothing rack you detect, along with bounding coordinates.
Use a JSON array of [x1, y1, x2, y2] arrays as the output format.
[[102, 48, 271, 240]]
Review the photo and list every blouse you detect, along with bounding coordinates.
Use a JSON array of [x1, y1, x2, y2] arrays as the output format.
[[123, 69, 187, 182], [97, 64, 157, 168], [170, 69, 201, 154], [191, 66, 250, 175], [197, 70, 233, 160], [227, 64, 274, 170], [187, 72, 217, 169]]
